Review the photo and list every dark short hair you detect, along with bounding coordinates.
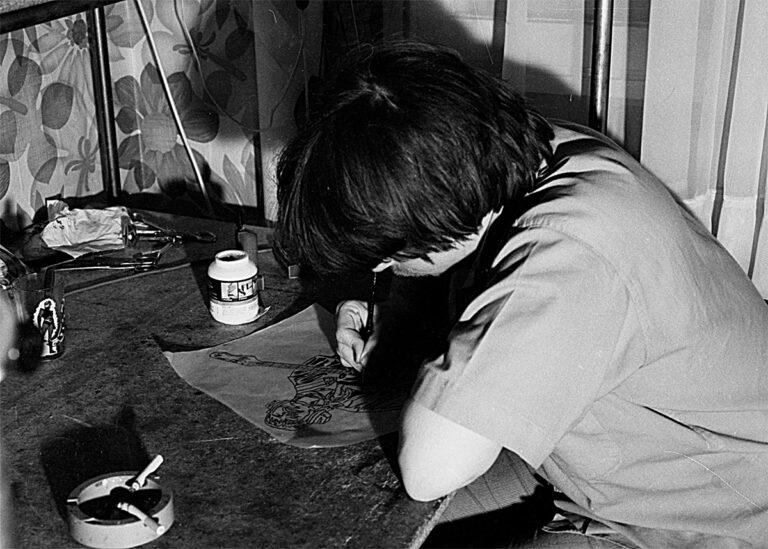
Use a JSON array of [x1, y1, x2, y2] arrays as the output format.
[[276, 41, 553, 276]]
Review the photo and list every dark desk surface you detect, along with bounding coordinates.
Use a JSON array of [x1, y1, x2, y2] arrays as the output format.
[[0, 212, 450, 548]]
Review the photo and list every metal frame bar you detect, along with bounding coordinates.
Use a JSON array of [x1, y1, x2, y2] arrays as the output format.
[[0, 0, 123, 34], [588, 0, 614, 133], [491, 0, 508, 78], [86, 6, 121, 204]]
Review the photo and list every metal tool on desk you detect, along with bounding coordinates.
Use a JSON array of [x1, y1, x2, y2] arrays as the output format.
[[122, 213, 217, 247], [42, 214, 218, 273], [48, 242, 174, 273]]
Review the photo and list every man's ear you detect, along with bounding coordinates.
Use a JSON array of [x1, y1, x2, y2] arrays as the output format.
[[372, 258, 393, 272]]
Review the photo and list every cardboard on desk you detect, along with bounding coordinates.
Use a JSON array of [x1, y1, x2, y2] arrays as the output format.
[[164, 304, 406, 448]]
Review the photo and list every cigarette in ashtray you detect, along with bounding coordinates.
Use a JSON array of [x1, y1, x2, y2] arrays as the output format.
[[129, 455, 164, 491], [116, 501, 166, 535]]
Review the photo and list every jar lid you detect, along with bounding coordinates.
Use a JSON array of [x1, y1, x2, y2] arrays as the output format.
[[214, 250, 248, 263]]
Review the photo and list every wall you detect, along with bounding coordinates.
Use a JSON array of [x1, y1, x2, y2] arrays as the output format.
[[406, 0, 650, 158]]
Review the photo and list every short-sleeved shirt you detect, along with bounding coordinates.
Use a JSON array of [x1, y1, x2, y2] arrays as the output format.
[[411, 122, 768, 548]]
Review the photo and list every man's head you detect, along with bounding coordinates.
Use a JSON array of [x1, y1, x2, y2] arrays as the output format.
[[276, 41, 553, 277]]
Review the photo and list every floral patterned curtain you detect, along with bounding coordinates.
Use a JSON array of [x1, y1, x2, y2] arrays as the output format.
[[0, 0, 321, 232], [1, 11, 105, 231]]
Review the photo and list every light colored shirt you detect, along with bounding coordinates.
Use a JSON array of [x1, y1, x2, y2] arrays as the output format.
[[411, 122, 768, 548]]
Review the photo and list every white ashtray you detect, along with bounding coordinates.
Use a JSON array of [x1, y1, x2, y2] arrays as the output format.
[[66, 471, 174, 548]]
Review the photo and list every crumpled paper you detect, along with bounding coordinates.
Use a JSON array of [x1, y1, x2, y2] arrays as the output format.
[[164, 304, 406, 448], [41, 205, 129, 257]]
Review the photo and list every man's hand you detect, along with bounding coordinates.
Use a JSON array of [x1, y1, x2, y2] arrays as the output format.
[[335, 300, 378, 371]]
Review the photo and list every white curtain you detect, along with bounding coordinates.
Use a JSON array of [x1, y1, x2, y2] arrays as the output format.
[[641, 0, 768, 297], [494, 0, 768, 297]]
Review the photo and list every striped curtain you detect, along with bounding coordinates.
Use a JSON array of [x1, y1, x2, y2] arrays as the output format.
[[496, 0, 767, 296], [640, 0, 768, 297]]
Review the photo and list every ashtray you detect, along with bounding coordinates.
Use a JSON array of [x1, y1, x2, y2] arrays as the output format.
[[66, 469, 174, 548]]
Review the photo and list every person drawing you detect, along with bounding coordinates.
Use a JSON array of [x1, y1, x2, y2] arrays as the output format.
[[274, 41, 768, 547]]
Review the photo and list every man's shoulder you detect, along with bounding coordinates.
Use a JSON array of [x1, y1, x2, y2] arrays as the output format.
[[514, 124, 690, 264]]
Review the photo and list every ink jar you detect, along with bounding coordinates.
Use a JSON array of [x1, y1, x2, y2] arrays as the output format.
[[207, 250, 259, 325]]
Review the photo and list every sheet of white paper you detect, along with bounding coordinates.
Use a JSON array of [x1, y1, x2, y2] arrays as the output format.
[[163, 304, 405, 448], [41, 206, 128, 257]]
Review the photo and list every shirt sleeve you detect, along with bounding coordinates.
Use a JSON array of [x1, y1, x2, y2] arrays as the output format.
[[410, 226, 643, 468]]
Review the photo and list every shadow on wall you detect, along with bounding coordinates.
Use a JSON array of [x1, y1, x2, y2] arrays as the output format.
[[404, 0, 578, 106], [404, 0, 650, 158], [319, 0, 576, 111]]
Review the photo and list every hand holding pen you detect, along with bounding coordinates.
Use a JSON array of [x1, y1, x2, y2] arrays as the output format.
[[360, 272, 377, 367], [335, 273, 377, 371]]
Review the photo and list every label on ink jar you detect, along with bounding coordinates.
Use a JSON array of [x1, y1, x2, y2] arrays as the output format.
[[208, 277, 256, 302], [207, 250, 259, 325]]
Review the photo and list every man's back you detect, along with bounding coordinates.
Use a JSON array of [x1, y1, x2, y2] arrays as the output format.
[[413, 121, 768, 547], [525, 123, 768, 546]]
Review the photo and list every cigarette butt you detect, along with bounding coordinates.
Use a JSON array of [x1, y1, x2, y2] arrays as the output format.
[[116, 502, 166, 535], [130, 455, 164, 491]]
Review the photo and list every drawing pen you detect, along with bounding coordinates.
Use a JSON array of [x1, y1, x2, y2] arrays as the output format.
[[364, 271, 376, 338], [358, 272, 377, 370]]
